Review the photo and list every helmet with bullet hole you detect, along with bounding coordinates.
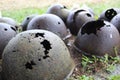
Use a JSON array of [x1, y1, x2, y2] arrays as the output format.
[[21, 14, 38, 31], [27, 14, 68, 41], [46, 4, 70, 24], [0, 23, 17, 58], [2, 29, 75, 80], [98, 8, 120, 21], [67, 9, 95, 35], [0, 17, 18, 30], [0, 17, 17, 26], [74, 20, 120, 56]]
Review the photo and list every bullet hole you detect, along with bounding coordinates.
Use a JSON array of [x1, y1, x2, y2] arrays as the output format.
[[86, 13, 92, 17], [11, 26, 16, 31], [58, 22, 60, 24], [41, 40, 52, 52], [38, 58, 41, 61], [4, 28, 7, 31], [63, 5, 67, 9], [35, 33, 44, 38], [41, 39, 52, 59], [81, 20, 105, 35], [12, 50, 17, 52], [105, 8, 117, 20], [12, 48, 19, 52], [43, 55, 50, 59], [25, 60, 36, 69], [27, 17, 30, 20]]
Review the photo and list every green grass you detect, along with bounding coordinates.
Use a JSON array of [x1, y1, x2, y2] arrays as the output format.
[[85, 0, 120, 16], [1, 7, 47, 24], [69, 54, 120, 80], [1, 0, 120, 24], [108, 75, 120, 80]]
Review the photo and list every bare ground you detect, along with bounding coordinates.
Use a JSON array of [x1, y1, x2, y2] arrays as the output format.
[[0, 0, 105, 10]]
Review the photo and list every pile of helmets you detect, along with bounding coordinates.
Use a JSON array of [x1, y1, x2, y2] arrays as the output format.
[[0, 3, 120, 80], [73, 7, 120, 57]]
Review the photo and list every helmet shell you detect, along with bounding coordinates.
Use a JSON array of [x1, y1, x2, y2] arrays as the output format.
[[67, 9, 94, 35], [27, 14, 68, 40], [111, 13, 120, 33], [47, 4, 70, 24], [21, 14, 38, 31], [99, 8, 120, 21], [74, 20, 120, 56], [0, 17, 17, 26], [0, 23, 17, 58], [2, 30, 75, 80]]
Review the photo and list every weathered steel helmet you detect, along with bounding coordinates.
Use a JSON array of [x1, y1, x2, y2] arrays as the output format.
[[21, 14, 38, 31], [27, 14, 68, 41], [2, 30, 75, 80], [0, 17, 17, 26], [46, 4, 70, 24], [74, 20, 120, 56], [67, 9, 94, 35], [98, 8, 120, 21], [111, 13, 120, 33], [0, 23, 17, 58], [0, 17, 18, 29]]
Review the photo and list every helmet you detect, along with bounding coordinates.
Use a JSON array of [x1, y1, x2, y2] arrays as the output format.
[[27, 14, 68, 41], [0, 23, 17, 58], [2, 30, 75, 80], [74, 20, 120, 56]]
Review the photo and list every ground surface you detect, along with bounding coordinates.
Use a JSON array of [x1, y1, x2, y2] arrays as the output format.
[[0, 0, 104, 10]]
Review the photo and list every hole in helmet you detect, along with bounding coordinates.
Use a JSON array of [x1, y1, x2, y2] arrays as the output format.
[[25, 60, 36, 69], [63, 6, 67, 8], [12, 50, 17, 52], [41, 39, 52, 59], [11, 26, 16, 31], [38, 58, 41, 61], [4, 28, 7, 31], [35, 33, 45, 38], [86, 13, 91, 17], [81, 20, 105, 35], [58, 22, 60, 24], [27, 17, 30, 20], [86, 13, 92, 17], [43, 55, 50, 59], [105, 8, 117, 20]]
